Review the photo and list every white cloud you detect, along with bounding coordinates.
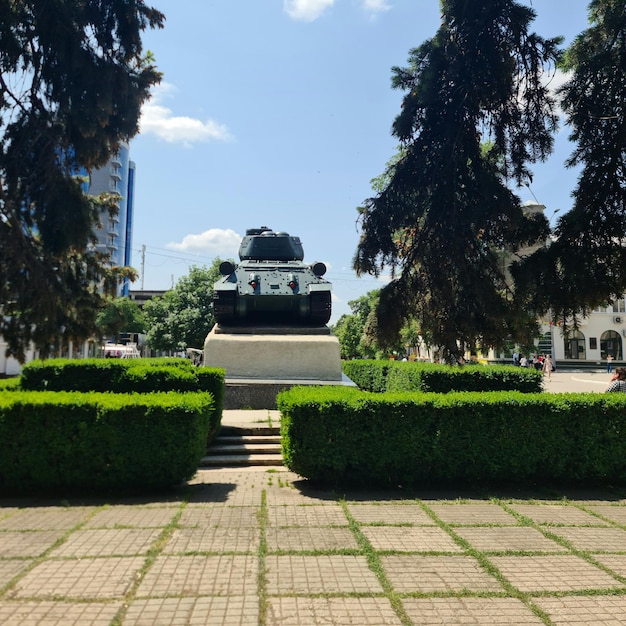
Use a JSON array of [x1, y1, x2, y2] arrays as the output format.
[[284, 0, 335, 22], [140, 82, 233, 145], [360, 0, 391, 15], [166, 228, 242, 257]]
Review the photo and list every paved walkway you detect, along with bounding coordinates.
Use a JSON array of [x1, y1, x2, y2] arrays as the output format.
[[1, 371, 626, 625]]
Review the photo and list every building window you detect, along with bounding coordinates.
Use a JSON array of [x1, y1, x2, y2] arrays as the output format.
[[590, 337, 597, 350], [601, 330, 622, 360], [564, 330, 586, 360], [613, 299, 626, 313]]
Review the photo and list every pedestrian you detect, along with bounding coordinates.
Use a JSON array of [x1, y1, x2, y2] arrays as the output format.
[[542, 354, 553, 381], [520, 354, 528, 368], [605, 367, 626, 392], [607, 354, 614, 373]]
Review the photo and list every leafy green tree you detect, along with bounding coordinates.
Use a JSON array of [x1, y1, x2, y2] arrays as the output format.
[[331, 290, 381, 359], [332, 314, 367, 360], [0, 0, 163, 359], [516, 0, 626, 324], [96, 297, 145, 344], [353, 0, 560, 362], [143, 262, 224, 353]]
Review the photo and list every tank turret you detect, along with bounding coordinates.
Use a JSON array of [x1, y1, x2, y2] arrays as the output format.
[[213, 227, 332, 326]]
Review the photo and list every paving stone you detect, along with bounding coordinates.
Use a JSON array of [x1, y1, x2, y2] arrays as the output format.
[[592, 554, 626, 578], [85, 506, 178, 528], [187, 470, 268, 505], [490, 555, 624, 593], [362, 526, 463, 552], [453, 526, 564, 553], [49, 528, 161, 557], [586, 505, 626, 526], [163, 526, 259, 554], [179, 506, 260, 529], [346, 503, 435, 525], [508, 504, 608, 526], [535, 594, 626, 625], [548, 527, 626, 552], [0, 530, 66, 558], [0, 560, 33, 587], [135, 555, 257, 597], [380, 555, 502, 593], [0, 507, 93, 530], [427, 503, 518, 525], [124, 596, 258, 625], [0, 508, 18, 521], [265, 555, 382, 594], [0, 600, 121, 625], [13, 557, 144, 599], [266, 526, 358, 552], [265, 477, 338, 506], [267, 597, 402, 625], [267, 505, 348, 527], [401, 597, 544, 625]]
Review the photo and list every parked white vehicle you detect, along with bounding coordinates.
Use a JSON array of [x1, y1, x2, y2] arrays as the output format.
[[103, 343, 140, 359]]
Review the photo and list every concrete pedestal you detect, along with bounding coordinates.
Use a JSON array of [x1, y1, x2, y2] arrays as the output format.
[[203, 325, 350, 409], [204, 326, 342, 381]]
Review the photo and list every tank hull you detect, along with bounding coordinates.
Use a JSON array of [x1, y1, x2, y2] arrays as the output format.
[[213, 229, 332, 327]]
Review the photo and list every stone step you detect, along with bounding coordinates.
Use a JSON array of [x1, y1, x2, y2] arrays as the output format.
[[200, 453, 284, 467], [203, 426, 284, 467], [209, 442, 282, 455], [217, 435, 281, 446], [219, 425, 280, 437]]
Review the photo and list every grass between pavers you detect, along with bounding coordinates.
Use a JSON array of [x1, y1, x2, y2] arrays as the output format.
[[109, 503, 186, 626], [416, 500, 554, 625], [257, 490, 268, 626], [496, 498, 626, 592], [0, 507, 103, 600], [3, 481, 626, 624], [340, 500, 413, 626]]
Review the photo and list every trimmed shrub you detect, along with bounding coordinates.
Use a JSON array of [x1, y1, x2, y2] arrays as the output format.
[[0, 377, 20, 390], [0, 390, 216, 494], [19, 358, 224, 421], [342, 360, 542, 393], [341, 360, 392, 393], [277, 386, 626, 487]]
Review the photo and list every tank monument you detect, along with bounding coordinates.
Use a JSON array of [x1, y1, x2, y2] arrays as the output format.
[[204, 227, 349, 408]]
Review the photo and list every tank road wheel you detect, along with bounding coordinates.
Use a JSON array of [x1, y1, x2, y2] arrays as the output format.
[[310, 291, 331, 326], [213, 291, 236, 325]]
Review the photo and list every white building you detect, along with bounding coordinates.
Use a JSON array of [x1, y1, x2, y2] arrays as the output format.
[[540, 301, 626, 364]]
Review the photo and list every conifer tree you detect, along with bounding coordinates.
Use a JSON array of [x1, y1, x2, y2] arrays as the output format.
[[353, 0, 561, 361], [517, 0, 626, 323], [0, 0, 163, 359]]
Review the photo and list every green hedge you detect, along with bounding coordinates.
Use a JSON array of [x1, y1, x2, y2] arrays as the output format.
[[277, 386, 626, 487], [0, 390, 216, 494], [341, 360, 542, 393], [19, 358, 224, 418]]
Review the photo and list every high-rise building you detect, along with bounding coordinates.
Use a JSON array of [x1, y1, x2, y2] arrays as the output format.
[[87, 142, 135, 296]]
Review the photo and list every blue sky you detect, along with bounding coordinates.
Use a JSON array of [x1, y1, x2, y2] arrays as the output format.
[[130, 0, 591, 323]]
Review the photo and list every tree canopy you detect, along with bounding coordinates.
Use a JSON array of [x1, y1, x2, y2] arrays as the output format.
[[331, 290, 380, 359], [515, 0, 626, 326], [353, 0, 561, 361], [143, 263, 224, 353], [95, 297, 145, 344], [0, 0, 163, 359]]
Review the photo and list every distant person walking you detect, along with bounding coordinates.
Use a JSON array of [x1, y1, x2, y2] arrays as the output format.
[[607, 354, 614, 373], [542, 355, 553, 381], [606, 367, 626, 392]]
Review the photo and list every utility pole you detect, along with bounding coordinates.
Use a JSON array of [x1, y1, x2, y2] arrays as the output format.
[[140, 244, 146, 290]]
